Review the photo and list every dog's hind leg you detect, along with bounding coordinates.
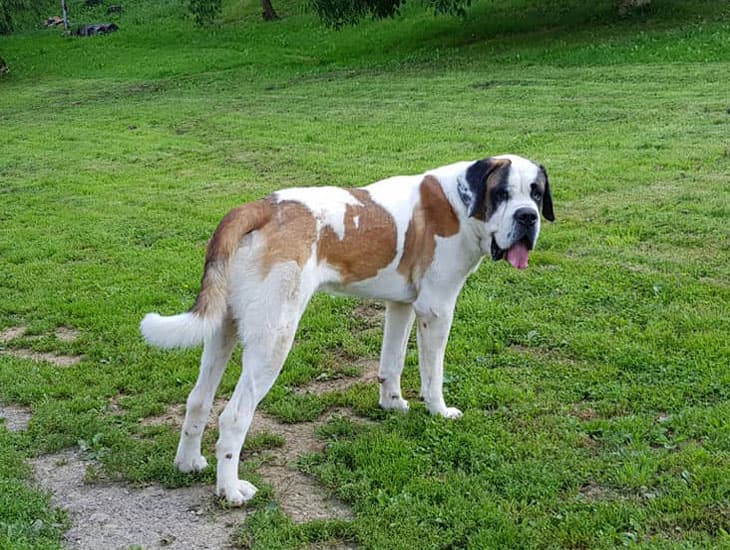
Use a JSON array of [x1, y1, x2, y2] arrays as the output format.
[[174, 316, 238, 473], [215, 323, 300, 505], [215, 269, 312, 506], [378, 301, 415, 412]]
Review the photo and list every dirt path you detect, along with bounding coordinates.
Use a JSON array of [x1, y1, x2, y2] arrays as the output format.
[[30, 406, 364, 549], [141, 403, 362, 526], [248, 410, 359, 524], [2, 323, 375, 547], [33, 450, 248, 549]]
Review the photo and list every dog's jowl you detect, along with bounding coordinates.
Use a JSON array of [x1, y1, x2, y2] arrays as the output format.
[[141, 154, 554, 505]]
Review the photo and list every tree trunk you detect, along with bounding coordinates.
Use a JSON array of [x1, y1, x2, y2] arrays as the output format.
[[61, 0, 69, 32], [261, 0, 278, 21]]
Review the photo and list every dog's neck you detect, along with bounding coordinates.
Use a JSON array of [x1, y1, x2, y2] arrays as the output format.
[[438, 173, 487, 268]]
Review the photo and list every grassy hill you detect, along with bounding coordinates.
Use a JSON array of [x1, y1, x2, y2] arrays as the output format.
[[1, 0, 729, 547]]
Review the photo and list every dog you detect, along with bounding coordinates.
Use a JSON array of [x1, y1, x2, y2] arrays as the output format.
[[141, 154, 554, 505]]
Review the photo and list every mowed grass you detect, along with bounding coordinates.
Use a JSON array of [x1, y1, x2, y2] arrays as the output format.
[[1, 0, 729, 547]]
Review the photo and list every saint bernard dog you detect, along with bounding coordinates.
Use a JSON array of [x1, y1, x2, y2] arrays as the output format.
[[141, 154, 554, 505]]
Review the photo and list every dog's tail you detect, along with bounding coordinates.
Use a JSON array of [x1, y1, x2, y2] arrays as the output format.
[[140, 200, 273, 349]]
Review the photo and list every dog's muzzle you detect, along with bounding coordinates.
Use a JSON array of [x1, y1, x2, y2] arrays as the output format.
[[491, 208, 538, 270]]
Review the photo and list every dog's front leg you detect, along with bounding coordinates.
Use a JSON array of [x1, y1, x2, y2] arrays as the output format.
[[378, 301, 415, 412], [415, 303, 462, 419]]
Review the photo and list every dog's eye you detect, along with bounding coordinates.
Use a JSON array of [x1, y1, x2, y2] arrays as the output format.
[[496, 189, 509, 202], [531, 188, 542, 202]]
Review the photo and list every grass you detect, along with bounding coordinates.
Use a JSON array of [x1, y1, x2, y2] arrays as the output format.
[[1, 0, 729, 547]]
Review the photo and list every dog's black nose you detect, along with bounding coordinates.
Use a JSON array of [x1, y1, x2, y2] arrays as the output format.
[[514, 208, 538, 227]]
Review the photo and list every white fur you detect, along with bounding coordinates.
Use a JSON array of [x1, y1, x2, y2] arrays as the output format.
[[140, 312, 221, 349], [143, 155, 546, 506]]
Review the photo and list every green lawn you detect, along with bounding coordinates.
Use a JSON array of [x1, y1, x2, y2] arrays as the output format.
[[1, 0, 729, 547]]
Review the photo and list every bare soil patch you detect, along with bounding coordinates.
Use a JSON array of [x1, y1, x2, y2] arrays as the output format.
[[578, 481, 608, 501], [296, 358, 379, 395], [143, 402, 355, 525], [0, 325, 27, 342], [0, 401, 32, 432], [569, 403, 599, 421], [55, 326, 80, 342], [43, 351, 379, 545], [2, 348, 82, 367], [32, 449, 249, 550], [0, 325, 82, 366], [140, 402, 188, 428], [351, 300, 385, 326], [247, 410, 354, 524], [508, 344, 571, 363], [107, 394, 126, 415]]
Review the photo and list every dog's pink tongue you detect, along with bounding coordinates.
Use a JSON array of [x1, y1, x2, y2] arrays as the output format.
[[506, 241, 530, 269]]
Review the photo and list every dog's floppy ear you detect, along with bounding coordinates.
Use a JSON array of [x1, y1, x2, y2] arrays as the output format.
[[458, 157, 511, 220], [539, 164, 555, 222]]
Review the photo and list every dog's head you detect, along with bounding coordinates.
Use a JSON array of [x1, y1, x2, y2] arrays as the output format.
[[457, 155, 554, 269]]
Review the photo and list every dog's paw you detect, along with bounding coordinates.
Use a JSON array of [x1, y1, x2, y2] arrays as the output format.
[[174, 454, 208, 473], [440, 407, 463, 419], [216, 479, 258, 506], [379, 395, 409, 412]]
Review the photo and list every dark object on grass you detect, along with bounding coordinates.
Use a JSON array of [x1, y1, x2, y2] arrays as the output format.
[[310, 0, 470, 28], [261, 0, 278, 20], [86, 0, 103, 6], [616, 0, 651, 14], [0, 56, 8, 74], [107, 5, 122, 14], [189, 0, 222, 26], [74, 22, 118, 36]]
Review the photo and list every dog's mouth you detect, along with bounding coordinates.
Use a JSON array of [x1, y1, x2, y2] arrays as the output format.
[[491, 236, 532, 270]]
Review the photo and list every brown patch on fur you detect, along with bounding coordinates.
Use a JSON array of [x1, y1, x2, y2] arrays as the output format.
[[192, 199, 274, 316], [481, 158, 512, 221], [259, 201, 318, 277], [397, 176, 460, 286], [208, 202, 274, 265], [317, 189, 397, 284]]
